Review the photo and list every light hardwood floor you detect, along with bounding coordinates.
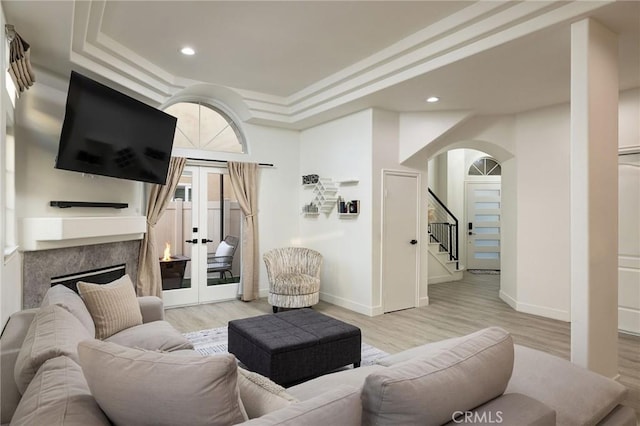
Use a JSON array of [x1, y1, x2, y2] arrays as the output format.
[[165, 272, 640, 416]]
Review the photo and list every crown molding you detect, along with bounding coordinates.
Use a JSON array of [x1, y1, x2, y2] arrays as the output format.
[[69, 0, 612, 127]]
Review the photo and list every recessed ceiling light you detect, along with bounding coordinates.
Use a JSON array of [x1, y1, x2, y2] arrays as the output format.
[[180, 46, 195, 56], [426, 96, 440, 103]]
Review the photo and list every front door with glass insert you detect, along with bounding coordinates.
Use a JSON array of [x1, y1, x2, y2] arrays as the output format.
[[466, 182, 501, 270], [157, 166, 242, 307]]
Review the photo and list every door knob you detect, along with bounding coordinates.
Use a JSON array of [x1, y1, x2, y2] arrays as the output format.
[[185, 239, 197, 244], [201, 239, 213, 244], [410, 239, 418, 245]]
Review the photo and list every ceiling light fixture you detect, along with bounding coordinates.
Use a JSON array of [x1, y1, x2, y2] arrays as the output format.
[[426, 96, 440, 103], [180, 46, 195, 56]]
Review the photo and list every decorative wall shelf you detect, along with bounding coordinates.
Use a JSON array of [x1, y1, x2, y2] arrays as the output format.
[[302, 177, 338, 215], [338, 213, 359, 218], [313, 178, 338, 213], [337, 179, 359, 185], [50, 201, 128, 209]]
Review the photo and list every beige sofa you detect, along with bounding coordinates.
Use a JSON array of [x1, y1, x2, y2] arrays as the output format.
[[0, 284, 635, 425]]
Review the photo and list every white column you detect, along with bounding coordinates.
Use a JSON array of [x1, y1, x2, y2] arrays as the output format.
[[570, 18, 619, 378]]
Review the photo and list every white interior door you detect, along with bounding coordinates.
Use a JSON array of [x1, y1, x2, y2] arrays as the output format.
[[466, 182, 501, 270], [382, 171, 419, 313], [161, 166, 240, 307], [618, 153, 640, 334]]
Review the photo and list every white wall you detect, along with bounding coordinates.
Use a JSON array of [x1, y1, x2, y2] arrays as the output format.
[[1, 3, 22, 327], [13, 69, 301, 300], [500, 158, 518, 307], [419, 109, 571, 321], [514, 103, 571, 321], [14, 71, 145, 226], [299, 110, 374, 314], [372, 109, 429, 312], [242, 123, 301, 295], [413, 89, 638, 325]]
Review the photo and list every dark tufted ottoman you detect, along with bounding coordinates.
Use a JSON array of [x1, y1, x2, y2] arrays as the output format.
[[228, 309, 361, 386]]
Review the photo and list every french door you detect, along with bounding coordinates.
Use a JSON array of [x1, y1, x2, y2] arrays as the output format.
[[160, 166, 241, 307], [466, 182, 501, 270]]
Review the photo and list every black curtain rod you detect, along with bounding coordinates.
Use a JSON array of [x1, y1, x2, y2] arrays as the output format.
[[186, 157, 274, 167]]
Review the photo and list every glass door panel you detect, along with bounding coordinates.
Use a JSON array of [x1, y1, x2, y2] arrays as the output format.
[[160, 168, 198, 307], [199, 170, 241, 301]]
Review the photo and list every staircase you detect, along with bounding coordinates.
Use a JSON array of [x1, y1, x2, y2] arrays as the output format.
[[428, 188, 463, 283]]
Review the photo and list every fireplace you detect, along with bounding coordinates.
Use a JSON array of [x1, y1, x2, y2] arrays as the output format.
[[23, 241, 140, 308], [51, 264, 126, 293]]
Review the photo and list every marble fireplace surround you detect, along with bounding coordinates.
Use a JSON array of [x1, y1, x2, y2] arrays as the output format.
[[22, 241, 140, 308]]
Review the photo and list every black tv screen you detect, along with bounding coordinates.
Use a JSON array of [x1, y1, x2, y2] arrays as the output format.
[[55, 71, 177, 184]]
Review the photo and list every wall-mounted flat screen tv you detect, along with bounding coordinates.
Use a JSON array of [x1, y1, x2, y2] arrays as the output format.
[[55, 71, 177, 185]]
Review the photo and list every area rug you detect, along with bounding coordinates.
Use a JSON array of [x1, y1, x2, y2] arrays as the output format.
[[184, 326, 389, 367], [467, 269, 501, 275]]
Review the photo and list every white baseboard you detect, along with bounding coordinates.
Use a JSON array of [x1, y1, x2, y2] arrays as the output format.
[[320, 291, 377, 317], [499, 290, 517, 310], [429, 274, 463, 284], [419, 296, 429, 307], [499, 290, 570, 322], [517, 301, 570, 322], [618, 307, 640, 335], [371, 305, 384, 316], [258, 288, 269, 298]]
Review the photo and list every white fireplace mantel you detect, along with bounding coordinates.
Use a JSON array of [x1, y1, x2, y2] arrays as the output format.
[[21, 216, 147, 251]]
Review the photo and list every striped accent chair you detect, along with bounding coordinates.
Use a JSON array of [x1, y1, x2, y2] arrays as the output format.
[[263, 247, 323, 313]]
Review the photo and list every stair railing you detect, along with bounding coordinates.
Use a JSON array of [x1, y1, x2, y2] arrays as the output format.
[[427, 188, 459, 270]]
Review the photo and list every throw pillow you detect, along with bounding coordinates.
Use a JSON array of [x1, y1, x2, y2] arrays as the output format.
[[78, 340, 247, 426], [77, 275, 142, 339], [215, 241, 234, 257], [14, 305, 93, 394], [11, 356, 110, 426], [105, 320, 194, 352], [237, 367, 298, 418], [41, 284, 96, 337], [361, 327, 514, 426]]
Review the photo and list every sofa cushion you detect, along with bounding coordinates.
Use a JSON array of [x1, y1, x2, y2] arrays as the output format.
[[105, 320, 193, 352], [287, 364, 386, 402], [242, 385, 361, 426], [506, 345, 628, 426], [10, 356, 110, 426], [41, 284, 96, 338], [78, 340, 246, 426], [361, 327, 514, 426], [444, 393, 556, 426], [77, 275, 143, 339], [1, 309, 37, 425], [375, 335, 463, 367], [237, 367, 297, 419], [14, 305, 92, 394]]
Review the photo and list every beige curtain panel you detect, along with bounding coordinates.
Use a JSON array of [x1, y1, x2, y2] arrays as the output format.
[[137, 157, 187, 297], [6, 25, 35, 92], [228, 161, 260, 301]]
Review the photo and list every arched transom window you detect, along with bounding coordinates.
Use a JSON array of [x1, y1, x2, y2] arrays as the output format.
[[164, 102, 245, 153], [468, 156, 501, 176]]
